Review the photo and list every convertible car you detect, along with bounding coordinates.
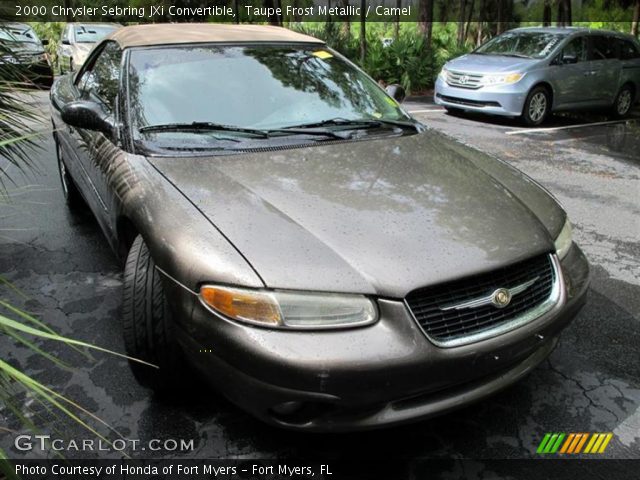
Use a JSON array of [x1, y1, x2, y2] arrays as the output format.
[[50, 24, 589, 431]]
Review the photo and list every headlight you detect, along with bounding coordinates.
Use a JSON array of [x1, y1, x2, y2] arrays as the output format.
[[438, 67, 449, 81], [199, 286, 378, 330], [554, 218, 573, 260], [480, 72, 524, 86]]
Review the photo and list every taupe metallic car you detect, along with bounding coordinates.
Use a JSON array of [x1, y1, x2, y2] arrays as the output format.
[[50, 24, 589, 431]]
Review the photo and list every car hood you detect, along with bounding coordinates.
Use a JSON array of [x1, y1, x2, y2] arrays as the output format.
[[446, 53, 536, 74], [149, 131, 558, 298]]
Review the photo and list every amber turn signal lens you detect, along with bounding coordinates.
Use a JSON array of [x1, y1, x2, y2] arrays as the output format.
[[200, 286, 282, 325]]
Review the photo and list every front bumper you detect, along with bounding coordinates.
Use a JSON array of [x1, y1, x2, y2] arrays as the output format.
[[434, 77, 528, 117], [174, 244, 589, 431]]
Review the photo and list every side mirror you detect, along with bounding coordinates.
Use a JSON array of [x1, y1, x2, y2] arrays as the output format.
[[62, 39, 71, 45], [61, 101, 115, 137], [385, 84, 406, 103], [562, 54, 578, 64]]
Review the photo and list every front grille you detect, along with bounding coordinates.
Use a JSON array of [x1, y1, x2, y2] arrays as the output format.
[[405, 254, 558, 347], [446, 70, 484, 89]]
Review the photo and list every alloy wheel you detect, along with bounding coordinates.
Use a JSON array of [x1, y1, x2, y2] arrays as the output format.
[[617, 89, 632, 116], [529, 92, 547, 123]]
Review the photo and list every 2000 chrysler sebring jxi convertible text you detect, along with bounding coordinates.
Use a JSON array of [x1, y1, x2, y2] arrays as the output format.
[[50, 24, 589, 431]]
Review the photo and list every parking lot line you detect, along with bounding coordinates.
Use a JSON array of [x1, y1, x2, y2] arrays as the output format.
[[408, 109, 445, 113], [505, 119, 633, 135]]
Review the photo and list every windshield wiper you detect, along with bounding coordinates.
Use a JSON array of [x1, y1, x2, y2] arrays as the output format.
[[280, 118, 419, 132], [498, 53, 532, 58], [139, 122, 270, 138]]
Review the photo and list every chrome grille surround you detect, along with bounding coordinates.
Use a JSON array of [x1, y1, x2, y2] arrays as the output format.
[[405, 254, 564, 348], [445, 70, 484, 89]]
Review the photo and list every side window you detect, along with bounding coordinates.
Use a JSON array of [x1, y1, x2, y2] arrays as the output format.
[[620, 40, 640, 60], [561, 37, 586, 63], [589, 35, 617, 60], [77, 42, 122, 113]]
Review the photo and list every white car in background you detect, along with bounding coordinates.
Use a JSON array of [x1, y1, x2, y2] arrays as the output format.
[[57, 23, 120, 72]]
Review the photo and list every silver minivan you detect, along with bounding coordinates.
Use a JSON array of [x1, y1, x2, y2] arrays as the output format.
[[57, 23, 120, 73], [435, 27, 640, 125]]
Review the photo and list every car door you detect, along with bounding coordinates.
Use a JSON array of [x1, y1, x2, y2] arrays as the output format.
[[550, 35, 597, 108], [587, 34, 621, 104], [70, 41, 123, 238]]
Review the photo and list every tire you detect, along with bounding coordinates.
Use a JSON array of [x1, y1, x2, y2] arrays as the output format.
[[123, 235, 186, 392], [444, 106, 463, 115], [55, 139, 84, 209], [611, 84, 634, 119], [521, 86, 551, 126]]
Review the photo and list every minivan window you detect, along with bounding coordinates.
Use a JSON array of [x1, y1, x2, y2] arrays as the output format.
[[475, 31, 566, 59], [590, 35, 617, 60], [74, 25, 118, 44], [619, 39, 640, 60], [127, 45, 410, 144], [561, 37, 587, 62]]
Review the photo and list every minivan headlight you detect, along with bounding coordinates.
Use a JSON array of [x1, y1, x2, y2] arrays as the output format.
[[554, 218, 573, 260], [480, 72, 524, 86], [200, 286, 378, 329], [438, 67, 449, 81]]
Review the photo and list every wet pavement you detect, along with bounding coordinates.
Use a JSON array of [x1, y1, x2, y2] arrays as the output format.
[[0, 92, 639, 463]]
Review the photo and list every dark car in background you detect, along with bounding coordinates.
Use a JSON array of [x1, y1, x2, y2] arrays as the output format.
[[57, 23, 120, 73], [50, 24, 589, 431], [435, 27, 640, 125], [0, 22, 54, 88]]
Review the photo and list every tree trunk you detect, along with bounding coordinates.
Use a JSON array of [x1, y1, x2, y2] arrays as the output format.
[[438, 0, 448, 22], [543, 0, 551, 26], [557, 0, 566, 27], [476, 0, 485, 46], [64, 0, 73, 22], [394, 0, 402, 40], [457, 0, 466, 47], [360, 0, 366, 64], [496, 0, 504, 35], [632, 0, 639, 37], [464, 0, 476, 43], [564, 0, 572, 26], [340, 0, 351, 37], [418, 0, 434, 48]]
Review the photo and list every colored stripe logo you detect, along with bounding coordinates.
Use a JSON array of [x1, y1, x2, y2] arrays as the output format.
[[537, 433, 613, 454]]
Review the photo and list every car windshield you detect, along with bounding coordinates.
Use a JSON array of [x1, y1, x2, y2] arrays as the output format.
[[0, 25, 40, 44], [128, 45, 411, 150], [475, 31, 566, 59], [74, 25, 117, 43]]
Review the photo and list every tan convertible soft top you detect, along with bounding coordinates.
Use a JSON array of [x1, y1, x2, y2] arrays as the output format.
[[107, 23, 324, 48]]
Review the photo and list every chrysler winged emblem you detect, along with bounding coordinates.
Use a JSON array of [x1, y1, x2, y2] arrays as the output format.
[[440, 277, 539, 311]]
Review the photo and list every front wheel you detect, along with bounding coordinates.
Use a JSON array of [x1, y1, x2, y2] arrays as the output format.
[[611, 85, 634, 119], [521, 86, 550, 126], [123, 235, 186, 392]]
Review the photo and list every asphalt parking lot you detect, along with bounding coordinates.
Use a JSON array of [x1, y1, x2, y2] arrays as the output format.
[[0, 92, 639, 465]]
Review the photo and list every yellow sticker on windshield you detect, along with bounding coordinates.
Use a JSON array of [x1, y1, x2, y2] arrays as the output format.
[[385, 96, 398, 106], [312, 50, 333, 59], [373, 112, 382, 118]]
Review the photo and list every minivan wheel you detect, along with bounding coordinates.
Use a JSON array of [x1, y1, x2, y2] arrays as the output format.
[[56, 140, 84, 209], [521, 86, 550, 126], [123, 235, 186, 392], [612, 85, 633, 118]]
